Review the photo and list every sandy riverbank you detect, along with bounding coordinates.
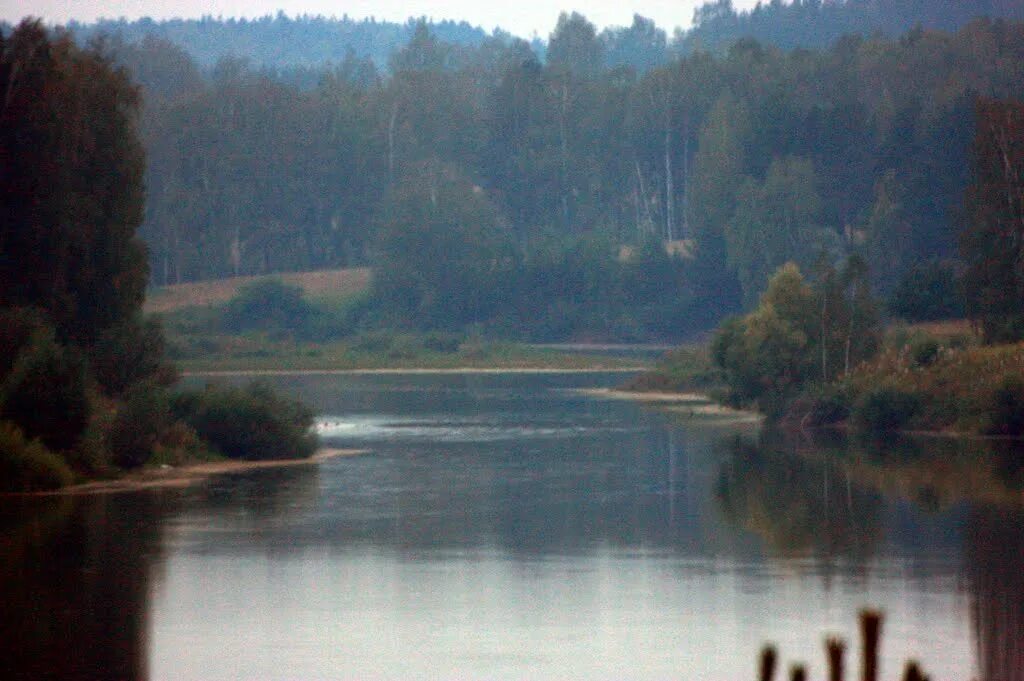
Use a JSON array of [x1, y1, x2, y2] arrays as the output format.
[[577, 388, 763, 422], [16, 448, 368, 497], [575, 388, 711, 402], [184, 367, 646, 377]]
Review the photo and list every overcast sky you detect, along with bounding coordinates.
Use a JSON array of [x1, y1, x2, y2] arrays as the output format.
[[1, 1, 761, 39]]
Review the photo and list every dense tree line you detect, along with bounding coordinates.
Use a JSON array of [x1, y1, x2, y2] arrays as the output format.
[[961, 97, 1024, 343], [680, 0, 1024, 53], [66, 14, 497, 69], [103, 14, 1024, 339], [50, 1, 1024, 71], [0, 21, 316, 491]]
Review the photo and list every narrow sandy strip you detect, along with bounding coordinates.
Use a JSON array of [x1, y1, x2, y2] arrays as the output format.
[[664, 403, 764, 422], [577, 388, 763, 422], [574, 388, 712, 403], [13, 448, 368, 497], [183, 367, 646, 377]]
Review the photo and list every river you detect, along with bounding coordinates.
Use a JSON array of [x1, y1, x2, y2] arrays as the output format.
[[1, 372, 1021, 680]]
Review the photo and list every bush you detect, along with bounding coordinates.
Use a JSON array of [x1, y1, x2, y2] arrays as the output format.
[[91, 315, 177, 397], [222, 280, 314, 335], [349, 331, 396, 354], [803, 383, 852, 426], [0, 306, 51, 382], [853, 386, 921, 433], [0, 333, 91, 452], [109, 383, 170, 468], [908, 336, 942, 368], [987, 377, 1024, 437], [420, 331, 462, 354], [0, 421, 73, 492], [887, 260, 963, 322], [172, 382, 318, 460]]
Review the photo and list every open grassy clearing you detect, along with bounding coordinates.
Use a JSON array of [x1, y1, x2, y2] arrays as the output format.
[[145, 267, 371, 314]]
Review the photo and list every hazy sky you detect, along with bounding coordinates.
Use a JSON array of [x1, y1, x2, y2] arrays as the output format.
[[1, 1, 761, 38]]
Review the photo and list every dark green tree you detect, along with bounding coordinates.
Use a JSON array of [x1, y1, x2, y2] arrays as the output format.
[[960, 97, 1024, 342], [0, 21, 148, 348], [373, 162, 516, 328]]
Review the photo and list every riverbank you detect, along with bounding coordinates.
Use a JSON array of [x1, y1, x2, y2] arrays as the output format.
[[172, 339, 651, 374], [578, 387, 763, 422], [187, 366, 646, 377], [6, 448, 367, 497]]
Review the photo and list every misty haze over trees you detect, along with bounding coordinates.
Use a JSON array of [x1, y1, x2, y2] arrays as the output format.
[[8, 0, 1024, 341]]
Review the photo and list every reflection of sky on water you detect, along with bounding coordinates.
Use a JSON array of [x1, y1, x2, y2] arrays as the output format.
[[315, 413, 634, 443]]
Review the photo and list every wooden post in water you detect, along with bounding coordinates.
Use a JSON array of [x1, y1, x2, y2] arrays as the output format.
[[860, 609, 883, 681], [826, 636, 846, 681], [759, 645, 778, 681], [790, 664, 807, 681], [902, 661, 930, 681]]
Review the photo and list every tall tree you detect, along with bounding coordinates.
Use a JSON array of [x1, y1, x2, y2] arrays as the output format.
[[961, 97, 1024, 342], [725, 156, 832, 305], [0, 21, 148, 347]]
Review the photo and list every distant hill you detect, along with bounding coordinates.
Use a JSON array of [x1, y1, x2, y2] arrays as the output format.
[[43, 1, 1024, 74], [679, 0, 1024, 53], [65, 14, 496, 68]]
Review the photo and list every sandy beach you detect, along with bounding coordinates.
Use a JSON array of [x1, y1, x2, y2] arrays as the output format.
[[184, 367, 646, 377], [15, 448, 368, 497]]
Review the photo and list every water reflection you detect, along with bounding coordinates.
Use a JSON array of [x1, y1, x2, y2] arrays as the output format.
[[1, 374, 1023, 679], [966, 507, 1024, 681], [0, 493, 173, 680], [712, 426, 1024, 681], [715, 432, 885, 564]]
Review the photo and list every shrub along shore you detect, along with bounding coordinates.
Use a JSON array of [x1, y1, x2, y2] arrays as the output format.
[[631, 331, 1024, 439], [628, 267, 1024, 440]]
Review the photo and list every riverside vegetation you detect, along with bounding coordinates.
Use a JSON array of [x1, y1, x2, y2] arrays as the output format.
[[160, 278, 646, 372], [636, 264, 1024, 437], [0, 23, 318, 493], [634, 96, 1024, 437]]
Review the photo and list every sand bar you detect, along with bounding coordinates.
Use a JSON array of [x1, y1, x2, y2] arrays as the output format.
[[184, 367, 646, 377], [8, 448, 368, 497]]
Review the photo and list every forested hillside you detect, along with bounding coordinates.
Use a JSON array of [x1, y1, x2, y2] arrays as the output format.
[[49, 1, 1024, 70], [67, 15, 497, 69], [680, 0, 1024, 53], [102, 13, 1024, 340]]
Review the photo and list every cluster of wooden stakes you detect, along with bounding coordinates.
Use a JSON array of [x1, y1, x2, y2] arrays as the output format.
[[758, 610, 934, 681]]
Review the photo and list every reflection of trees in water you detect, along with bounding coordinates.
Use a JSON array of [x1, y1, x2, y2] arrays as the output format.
[[714, 432, 885, 564], [817, 434, 1024, 512], [168, 467, 323, 556], [717, 430, 1024, 680], [965, 506, 1024, 681], [0, 493, 173, 681]]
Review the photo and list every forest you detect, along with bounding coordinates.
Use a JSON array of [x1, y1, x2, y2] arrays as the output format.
[[57, 0, 1024, 69], [80, 7, 1024, 341], [0, 21, 318, 491]]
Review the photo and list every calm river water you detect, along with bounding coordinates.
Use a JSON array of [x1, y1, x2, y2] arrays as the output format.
[[2, 372, 1022, 680]]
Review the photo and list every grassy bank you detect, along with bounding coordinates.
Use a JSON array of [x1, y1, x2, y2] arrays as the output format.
[[155, 273, 649, 372], [619, 344, 725, 394], [172, 334, 648, 373], [629, 322, 1024, 438], [801, 337, 1024, 436]]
